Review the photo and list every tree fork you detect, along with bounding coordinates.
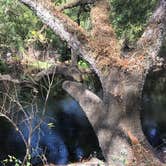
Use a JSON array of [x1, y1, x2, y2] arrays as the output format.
[[19, 0, 166, 165]]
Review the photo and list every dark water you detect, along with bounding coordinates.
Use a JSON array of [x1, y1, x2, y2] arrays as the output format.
[[0, 117, 26, 162], [141, 71, 166, 156], [0, 95, 102, 165]]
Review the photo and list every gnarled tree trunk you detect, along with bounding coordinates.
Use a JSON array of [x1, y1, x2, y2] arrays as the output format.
[[19, 0, 166, 165]]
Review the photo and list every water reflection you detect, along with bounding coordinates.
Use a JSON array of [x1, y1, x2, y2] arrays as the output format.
[[141, 71, 166, 157], [0, 94, 102, 165], [0, 117, 26, 162]]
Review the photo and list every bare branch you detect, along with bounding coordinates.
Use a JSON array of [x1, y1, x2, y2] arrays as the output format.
[[0, 113, 27, 150], [137, 0, 166, 64]]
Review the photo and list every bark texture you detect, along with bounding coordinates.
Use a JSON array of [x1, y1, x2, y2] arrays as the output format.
[[19, 0, 166, 165]]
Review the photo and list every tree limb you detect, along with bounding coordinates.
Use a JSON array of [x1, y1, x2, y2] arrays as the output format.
[[62, 81, 136, 162], [34, 64, 82, 82], [137, 0, 166, 65], [62, 81, 105, 130], [71, 48, 78, 66], [20, 0, 87, 43], [19, 0, 99, 76], [89, 0, 120, 71], [90, 0, 112, 36]]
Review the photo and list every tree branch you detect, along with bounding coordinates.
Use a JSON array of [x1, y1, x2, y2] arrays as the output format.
[[137, 0, 166, 65], [90, 0, 112, 35], [62, 81, 105, 131], [20, 0, 87, 43], [62, 81, 134, 161], [89, 0, 120, 71], [34, 64, 82, 82], [19, 0, 99, 76]]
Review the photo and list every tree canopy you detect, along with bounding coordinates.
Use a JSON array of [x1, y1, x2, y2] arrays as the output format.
[[0, 0, 159, 55]]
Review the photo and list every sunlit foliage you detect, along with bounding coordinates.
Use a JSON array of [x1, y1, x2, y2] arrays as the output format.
[[0, 0, 159, 55]]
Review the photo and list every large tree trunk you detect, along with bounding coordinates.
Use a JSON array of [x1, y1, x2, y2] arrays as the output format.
[[19, 0, 166, 165], [63, 68, 155, 165]]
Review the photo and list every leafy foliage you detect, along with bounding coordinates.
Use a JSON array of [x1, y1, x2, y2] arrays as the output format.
[[0, 59, 8, 73], [0, 0, 41, 52], [110, 0, 158, 43], [3, 155, 31, 166], [0, 0, 160, 61], [64, 7, 91, 30], [0, 0, 67, 59]]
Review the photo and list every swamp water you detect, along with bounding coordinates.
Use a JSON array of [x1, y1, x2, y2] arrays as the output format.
[[0, 94, 102, 165], [141, 70, 166, 161]]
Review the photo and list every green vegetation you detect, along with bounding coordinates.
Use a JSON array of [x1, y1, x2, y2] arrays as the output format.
[[3, 155, 31, 166], [0, 0, 40, 51], [0, 0, 158, 61], [0, 0, 67, 61], [110, 0, 158, 43], [0, 59, 8, 73], [0, 0, 161, 107]]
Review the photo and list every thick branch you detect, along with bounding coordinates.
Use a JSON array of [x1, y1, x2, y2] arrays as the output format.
[[89, 0, 120, 71], [62, 81, 105, 129], [62, 81, 146, 164], [34, 64, 82, 82], [20, 0, 87, 44], [137, 0, 166, 65], [19, 0, 100, 76], [62, 81, 114, 160], [90, 0, 112, 35]]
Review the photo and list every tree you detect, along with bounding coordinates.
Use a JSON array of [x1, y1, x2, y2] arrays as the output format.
[[18, 0, 166, 165]]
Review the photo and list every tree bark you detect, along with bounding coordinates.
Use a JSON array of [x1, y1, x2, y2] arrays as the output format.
[[19, 0, 166, 165]]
